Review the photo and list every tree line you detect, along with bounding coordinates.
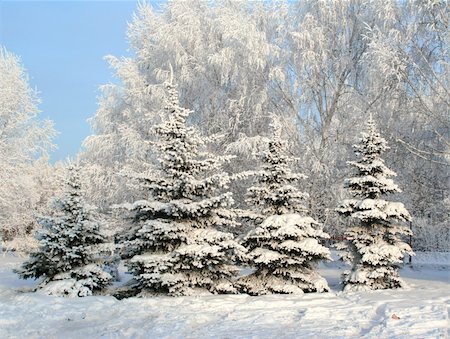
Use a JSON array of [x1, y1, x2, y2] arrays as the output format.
[[0, 1, 448, 289], [16, 81, 412, 296]]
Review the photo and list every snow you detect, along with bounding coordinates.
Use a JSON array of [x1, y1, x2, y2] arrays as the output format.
[[252, 248, 283, 264], [410, 252, 450, 266], [345, 199, 411, 222], [361, 243, 408, 265], [1, 252, 448, 338]]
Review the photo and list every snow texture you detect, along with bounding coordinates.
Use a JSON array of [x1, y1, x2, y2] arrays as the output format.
[[0, 251, 448, 338]]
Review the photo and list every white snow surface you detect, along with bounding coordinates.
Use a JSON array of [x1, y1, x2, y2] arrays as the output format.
[[0, 252, 448, 338]]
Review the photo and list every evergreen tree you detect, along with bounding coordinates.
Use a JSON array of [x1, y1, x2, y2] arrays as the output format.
[[239, 119, 331, 295], [337, 117, 413, 291], [16, 165, 112, 297], [118, 81, 245, 296]]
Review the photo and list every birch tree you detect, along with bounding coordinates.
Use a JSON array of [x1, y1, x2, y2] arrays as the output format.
[[0, 47, 56, 251]]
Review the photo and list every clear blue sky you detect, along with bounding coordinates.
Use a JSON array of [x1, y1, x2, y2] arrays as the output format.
[[0, 0, 154, 162]]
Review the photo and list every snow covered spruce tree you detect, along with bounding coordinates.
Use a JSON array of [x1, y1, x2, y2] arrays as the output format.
[[16, 165, 113, 297], [118, 81, 245, 296], [238, 118, 331, 295], [337, 116, 413, 291]]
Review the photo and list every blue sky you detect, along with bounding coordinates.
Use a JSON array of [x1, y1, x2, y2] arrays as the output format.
[[0, 1, 147, 162]]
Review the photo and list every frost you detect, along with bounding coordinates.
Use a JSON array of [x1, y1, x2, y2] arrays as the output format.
[[0, 48, 56, 251]]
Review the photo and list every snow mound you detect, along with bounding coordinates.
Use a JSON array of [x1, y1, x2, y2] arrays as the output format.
[[410, 251, 450, 266], [0, 253, 449, 338]]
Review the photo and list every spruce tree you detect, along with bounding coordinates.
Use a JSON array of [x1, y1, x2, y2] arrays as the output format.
[[337, 116, 413, 291], [239, 119, 331, 295], [16, 165, 112, 297], [118, 81, 245, 296]]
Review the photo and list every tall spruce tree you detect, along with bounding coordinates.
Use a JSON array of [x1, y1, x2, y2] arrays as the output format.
[[239, 119, 331, 295], [118, 81, 245, 296], [337, 117, 413, 291], [16, 165, 112, 297]]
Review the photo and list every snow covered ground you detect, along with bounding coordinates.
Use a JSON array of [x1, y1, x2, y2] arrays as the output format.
[[0, 252, 448, 338]]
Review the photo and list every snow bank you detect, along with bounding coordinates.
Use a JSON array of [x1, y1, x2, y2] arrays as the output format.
[[409, 251, 450, 266], [0, 254, 448, 338]]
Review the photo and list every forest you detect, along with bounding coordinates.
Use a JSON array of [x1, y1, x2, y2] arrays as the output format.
[[1, 0, 448, 296]]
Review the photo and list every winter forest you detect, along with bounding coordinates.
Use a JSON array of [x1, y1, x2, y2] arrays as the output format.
[[1, 0, 449, 337]]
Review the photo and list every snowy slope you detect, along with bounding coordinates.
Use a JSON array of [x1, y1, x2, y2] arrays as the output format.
[[0, 253, 448, 338]]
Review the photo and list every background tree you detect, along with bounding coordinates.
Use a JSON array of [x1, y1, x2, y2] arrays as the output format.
[[16, 165, 112, 297], [337, 117, 413, 291], [82, 0, 449, 251], [239, 119, 330, 295], [81, 57, 165, 211], [118, 81, 245, 296], [0, 47, 56, 252], [80, 1, 282, 212], [361, 1, 449, 250]]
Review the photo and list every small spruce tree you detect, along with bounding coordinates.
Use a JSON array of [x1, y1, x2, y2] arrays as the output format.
[[239, 118, 331, 295], [337, 116, 413, 291], [118, 81, 245, 296], [16, 165, 112, 297]]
